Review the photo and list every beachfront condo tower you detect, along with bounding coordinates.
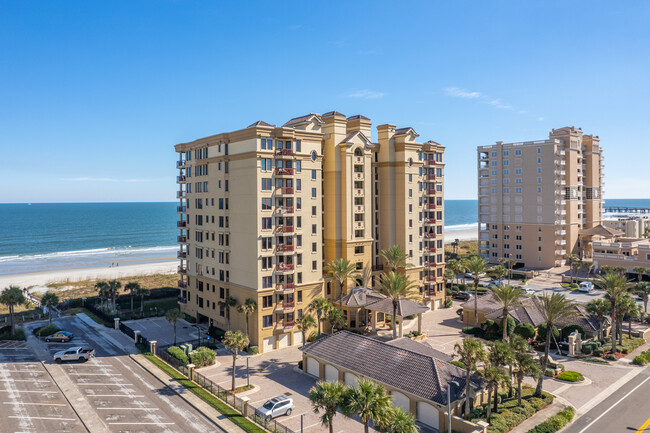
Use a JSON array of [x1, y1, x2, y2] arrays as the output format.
[[175, 112, 446, 353], [477, 127, 604, 269]]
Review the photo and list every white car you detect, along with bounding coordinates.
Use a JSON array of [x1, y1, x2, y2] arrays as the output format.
[[578, 282, 594, 293], [523, 288, 535, 295], [257, 396, 294, 422]]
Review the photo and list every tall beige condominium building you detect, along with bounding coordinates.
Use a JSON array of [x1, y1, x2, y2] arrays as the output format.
[[175, 112, 446, 353], [477, 127, 603, 268]]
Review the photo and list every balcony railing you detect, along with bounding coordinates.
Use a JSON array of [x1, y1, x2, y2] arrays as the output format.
[[275, 148, 293, 157], [177, 205, 187, 213], [427, 247, 437, 254], [276, 244, 294, 253], [177, 160, 188, 168], [354, 189, 364, 197], [177, 251, 187, 259], [424, 233, 436, 239], [425, 189, 436, 195], [177, 266, 187, 274], [275, 283, 295, 293], [178, 280, 187, 289], [426, 160, 436, 166], [276, 206, 294, 215], [425, 174, 436, 180], [354, 172, 364, 180], [276, 225, 294, 233], [424, 277, 437, 283], [276, 187, 294, 195], [426, 203, 436, 210], [177, 236, 187, 243], [424, 218, 436, 225], [276, 302, 295, 311], [354, 205, 365, 213], [176, 175, 187, 183], [177, 221, 187, 228], [354, 156, 363, 164], [424, 262, 436, 268], [177, 296, 187, 304], [177, 191, 187, 199], [283, 320, 295, 328], [275, 167, 294, 176], [354, 221, 365, 230], [276, 264, 295, 272]]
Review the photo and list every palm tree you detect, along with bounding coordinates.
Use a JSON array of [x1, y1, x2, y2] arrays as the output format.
[[613, 266, 627, 276], [324, 259, 360, 311], [490, 265, 508, 286], [586, 298, 611, 340], [40, 292, 59, 326], [296, 314, 316, 347], [218, 295, 238, 330], [443, 268, 455, 290], [582, 261, 595, 279], [459, 258, 470, 284], [135, 285, 149, 314], [106, 280, 121, 310], [595, 272, 630, 353], [499, 257, 517, 285], [644, 227, 650, 238], [343, 378, 391, 433], [634, 282, 650, 314], [481, 364, 508, 422], [534, 293, 576, 397], [380, 245, 413, 272], [453, 337, 485, 418], [375, 272, 420, 339], [237, 298, 257, 341], [0, 286, 25, 335], [223, 330, 249, 392], [466, 256, 488, 326], [447, 259, 460, 284], [164, 308, 184, 345], [618, 295, 641, 339], [125, 282, 141, 314], [95, 281, 110, 304], [511, 335, 539, 407], [491, 285, 523, 342], [633, 266, 647, 283], [571, 262, 581, 284], [486, 341, 512, 413], [451, 238, 460, 255], [379, 407, 418, 433], [326, 307, 346, 333], [309, 298, 332, 336], [309, 381, 347, 433]]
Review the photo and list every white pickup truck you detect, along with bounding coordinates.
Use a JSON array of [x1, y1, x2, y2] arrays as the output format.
[[53, 347, 95, 363]]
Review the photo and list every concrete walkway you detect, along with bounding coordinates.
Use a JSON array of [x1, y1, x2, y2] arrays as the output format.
[[130, 354, 244, 433], [509, 400, 569, 433]]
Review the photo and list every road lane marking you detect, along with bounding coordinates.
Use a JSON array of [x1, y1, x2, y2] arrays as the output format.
[[97, 407, 160, 410], [108, 422, 175, 425], [74, 383, 130, 386], [3, 402, 67, 406], [0, 379, 51, 383], [637, 416, 650, 433], [9, 416, 78, 421], [86, 394, 144, 397], [577, 374, 650, 433], [0, 389, 57, 393], [68, 373, 121, 376]]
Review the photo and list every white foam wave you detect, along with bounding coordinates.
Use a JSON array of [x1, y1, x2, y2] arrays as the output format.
[[0, 245, 177, 263], [444, 223, 478, 231]]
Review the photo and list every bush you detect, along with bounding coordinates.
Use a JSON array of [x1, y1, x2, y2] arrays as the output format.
[[189, 346, 216, 368], [167, 346, 189, 365], [33, 325, 60, 337], [444, 297, 453, 308], [247, 345, 259, 355], [297, 360, 303, 370], [462, 327, 485, 338], [405, 330, 422, 338], [536, 324, 559, 343], [544, 368, 556, 377], [593, 348, 604, 357], [0, 329, 26, 341], [556, 371, 584, 382], [561, 325, 585, 341], [605, 354, 618, 361], [514, 323, 536, 340], [450, 360, 466, 369], [526, 406, 575, 433], [632, 349, 650, 366]]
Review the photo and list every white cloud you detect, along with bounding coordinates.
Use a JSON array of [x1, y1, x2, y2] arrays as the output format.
[[486, 98, 513, 110], [344, 89, 386, 99], [60, 177, 117, 182], [443, 86, 545, 118], [444, 87, 482, 99], [537, 117, 545, 121]]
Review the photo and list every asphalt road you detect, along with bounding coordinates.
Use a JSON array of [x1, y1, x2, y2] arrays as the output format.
[[565, 365, 650, 433], [12, 315, 226, 433]]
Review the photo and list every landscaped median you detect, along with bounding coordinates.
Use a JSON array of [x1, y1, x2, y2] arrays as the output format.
[[142, 354, 266, 433]]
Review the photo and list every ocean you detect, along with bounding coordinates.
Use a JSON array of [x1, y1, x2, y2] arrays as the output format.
[[0, 199, 648, 275]]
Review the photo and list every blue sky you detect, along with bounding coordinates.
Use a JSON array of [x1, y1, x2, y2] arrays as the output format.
[[1, 1, 649, 202]]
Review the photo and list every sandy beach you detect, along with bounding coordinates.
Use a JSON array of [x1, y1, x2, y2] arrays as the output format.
[[444, 226, 478, 243]]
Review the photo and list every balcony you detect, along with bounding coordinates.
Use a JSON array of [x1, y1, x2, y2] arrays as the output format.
[[276, 263, 295, 272], [424, 218, 436, 225], [177, 205, 187, 213], [555, 239, 567, 246], [275, 283, 295, 294], [276, 244, 295, 253], [354, 205, 365, 213], [424, 233, 436, 239], [372, 264, 384, 272], [178, 280, 187, 289], [177, 251, 187, 259], [424, 262, 437, 268], [276, 206, 294, 215], [177, 235, 187, 244], [427, 247, 437, 254], [177, 221, 187, 228], [177, 296, 187, 304], [555, 230, 566, 236], [354, 172, 364, 181], [556, 249, 567, 256], [275, 148, 294, 157], [354, 189, 364, 198], [425, 174, 436, 181], [275, 167, 294, 176], [177, 191, 187, 199], [354, 156, 363, 164], [426, 160, 436, 166], [176, 175, 188, 183], [276, 187, 294, 195], [276, 225, 295, 234], [277, 320, 295, 331], [177, 160, 189, 168], [423, 276, 437, 283], [275, 302, 295, 312], [426, 203, 436, 210], [177, 266, 187, 274], [425, 189, 436, 196]]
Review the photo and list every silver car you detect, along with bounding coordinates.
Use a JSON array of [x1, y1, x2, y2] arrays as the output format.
[[257, 396, 294, 422]]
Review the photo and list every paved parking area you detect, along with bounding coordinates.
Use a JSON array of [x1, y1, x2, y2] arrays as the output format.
[[123, 317, 207, 346], [0, 340, 86, 433], [198, 346, 374, 433]]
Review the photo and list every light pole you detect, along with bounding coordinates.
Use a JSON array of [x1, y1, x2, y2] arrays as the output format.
[[246, 357, 250, 387], [447, 380, 459, 433]]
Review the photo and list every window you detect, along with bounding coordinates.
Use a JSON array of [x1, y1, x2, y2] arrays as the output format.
[[312, 242, 317, 252], [262, 178, 272, 190], [503, 150, 509, 156], [261, 138, 268, 150], [537, 147, 541, 154], [262, 276, 272, 288], [515, 149, 522, 155], [503, 160, 510, 166], [311, 188, 316, 198], [296, 160, 301, 172], [355, 246, 364, 254], [515, 168, 522, 174], [312, 261, 317, 271], [311, 151, 317, 161], [312, 206, 317, 216], [261, 237, 272, 249], [296, 179, 301, 191], [262, 315, 273, 328], [261, 256, 272, 270], [261, 198, 272, 210], [297, 291, 303, 303], [296, 140, 301, 152], [312, 224, 317, 234], [311, 169, 317, 180], [262, 295, 273, 309], [262, 217, 272, 230]]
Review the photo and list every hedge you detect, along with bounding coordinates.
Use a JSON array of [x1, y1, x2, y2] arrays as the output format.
[[167, 346, 189, 364], [633, 349, 650, 366], [189, 346, 216, 368], [526, 406, 575, 433], [32, 325, 61, 337], [560, 325, 585, 341], [471, 386, 553, 433], [0, 329, 26, 341], [556, 371, 584, 382], [513, 323, 536, 340]]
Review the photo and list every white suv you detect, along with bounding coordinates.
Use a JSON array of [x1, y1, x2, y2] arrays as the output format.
[[257, 396, 295, 422]]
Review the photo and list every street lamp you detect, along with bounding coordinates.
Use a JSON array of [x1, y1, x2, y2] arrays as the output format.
[[447, 380, 459, 433]]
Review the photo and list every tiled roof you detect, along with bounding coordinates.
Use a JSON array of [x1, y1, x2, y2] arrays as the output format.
[[247, 120, 274, 128], [395, 127, 418, 136], [336, 287, 385, 308], [579, 224, 623, 237], [338, 130, 373, 145], [347, 114, 370, 121], [386, 338, 453, 363], [283, 113, 322, 127], [365, 297, 430, 317], [321, 111, 345, 117], [301, 331, 481, 405]]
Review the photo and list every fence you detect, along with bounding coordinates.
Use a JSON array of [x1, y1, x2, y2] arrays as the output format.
[[154, 343, 298, 433]]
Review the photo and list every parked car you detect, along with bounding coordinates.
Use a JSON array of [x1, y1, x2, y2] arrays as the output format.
[[452, 291, 472, 301], [523, 288, 535, 295], [257, 396, 294, 422], [578, 282, 594, 293], [53, 347, 95, 363], [45, 331, 73, 342], [489, 280, 504, 287]]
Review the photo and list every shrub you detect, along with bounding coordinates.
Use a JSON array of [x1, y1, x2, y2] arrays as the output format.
[[462, 327, 485, 338], [561, 325, 585, 341], [247, 345, 259, 355], [632, 349, 650, 366], [444, 297, 453, 308], [189, 346, 216, 368], [450, 360, 466, 369], [297, 360, 303, 370], [556, 371, 584, 382], [593, 348, 604, 357], [0, 329, 26, 341], [32, 325, 60, 337], [544, 368, 556, 377], [605, 354, 618, 361], [457, 283, 469, 291], [499, 316, 516, 338], [536, 324, 559, 343], [526, 406, 575, 433], [514, 323, 536, 340], [405, 330, 422, 338], [581, 344, 593, 355], [167, 346, 189, 365]]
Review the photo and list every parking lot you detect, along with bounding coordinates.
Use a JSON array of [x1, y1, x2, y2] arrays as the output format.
[[0, 340, 86, 433], [122, 316, 208, 347]]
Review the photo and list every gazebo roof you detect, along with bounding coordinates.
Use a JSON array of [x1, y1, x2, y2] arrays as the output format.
[[336, 287, 385, 308], [365, 297, 429, 317]]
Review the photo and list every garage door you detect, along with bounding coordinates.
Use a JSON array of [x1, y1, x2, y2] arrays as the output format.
[[435, 299, 441, 309], [391, 391, 410, 412], [306, 357, 319, 377], [262, 336, 275, 353], [344, 372, 358, 388], [293, 331, 303, 346], [417, 401, 439, 429], [324, 364, 338, 383], [277, 333, 290, 349]]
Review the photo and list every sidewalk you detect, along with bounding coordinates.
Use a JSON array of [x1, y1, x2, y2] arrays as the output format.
[[75, 312, 139, 354], [130, 354, 245, 433], [509, 400, 569, 433]]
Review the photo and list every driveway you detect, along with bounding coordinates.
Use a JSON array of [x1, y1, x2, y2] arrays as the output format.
[[123, 317, 208, 347]]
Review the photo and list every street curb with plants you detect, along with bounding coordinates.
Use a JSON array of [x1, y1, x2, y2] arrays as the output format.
[[525, 406, 575, 433]]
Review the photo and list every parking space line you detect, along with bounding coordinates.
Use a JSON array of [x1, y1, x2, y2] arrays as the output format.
[[3, 402, 67, 407], [75, 383, 131, 386], [8, 416, 78, 421], [108, 422, 175, 425], [97, 407, 160, 410], [87, 394, 144, 397], [0, 379, 52, 383], [68, 373, 122, 376], [0, 390, 58, 393]]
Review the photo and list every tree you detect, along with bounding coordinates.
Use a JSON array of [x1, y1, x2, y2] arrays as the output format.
[[490, 265, 508, 286], [451, 238, 460, 255], [481, 364, 508, 422], [634, 282, 650, 314], [486, 341, 512, 413], [326, 307, 346, 333], [586, 298, 611, 340], [491, 285, 524, 342], [125, 282, 141, 314], [296, 314, 316, 347], [164, 308, 184, 345], [534, 293, 576, 397], [618, 295, 641, 339], [633, 267, 647, 283], [95, 280, 121, 311], [460, 258, 470, 284], [511, 335, 539, 407], [581, 261, 595, 279], [223, 330, 249, 392], [40, 291, 59, 326], [0, 286, 25, 335], [375, 272, 420, 339], [135, 285, 149, 314], [237, 298, 257, 341], [309, 298, 332, 336], [324, 259, 360, 311], [596, 272, 630, 353], [571, 262, 581, 284], [95, 281, 110, 304], [343, 378, 391, 433], [379, 407, 419, 433], [443, 268, 455, 290], [453, 337, 485, 418], [500, 257, 517, 285], [466, 256, 488, 326], [218, 295, 238, 330], [644, 227, 650, 238], [380, 245, 413, 272], [309, 381, 347, 433], [613, 266, 627, 276]]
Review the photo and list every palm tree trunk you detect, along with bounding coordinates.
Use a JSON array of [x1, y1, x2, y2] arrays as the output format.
[[474, 280, 479, 327], [49, 310, 52, 326], [508, 365, 513, 398], [318, 317, 322, 336], [502, 308, 508, 342], [329, 420, 334, 433], [231, 355, 236, 391], [10, 305, 15, 335], [611, 308, 617, 353], [245, 315, 249, 340], [464, 368, 471, 418], [302, 331, 306, 348], [339, 283, 344, 312], [486, 388, 492, 421], [131, 295, 134, 313], [364, 421, 369, 433], [535, 322, 552, 397], [628, 317, 632, 338], [493, 384, 499, 413], [517, 380, 522, 407], [618, 319, 623, 346], [392, 302, 397, 340]]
